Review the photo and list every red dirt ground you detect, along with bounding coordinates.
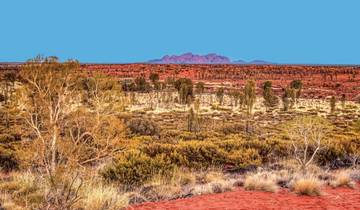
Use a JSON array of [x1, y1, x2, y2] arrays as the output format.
[[129, 184, 360, 210]]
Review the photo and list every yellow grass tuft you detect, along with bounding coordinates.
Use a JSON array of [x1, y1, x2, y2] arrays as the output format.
[[292, 177, 322, 196], [197, 169, 225, 184], [330, 171, 356, 189], [192, 183, 214, 195], [210, 179, 234, 193], [244, 172, 278, 192], [77, 184, 129, 210]]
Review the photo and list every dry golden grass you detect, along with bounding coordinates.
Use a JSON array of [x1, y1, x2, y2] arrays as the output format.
[[291, 177, 322, 196], [330, 171, 356, 189], [0, 193, 24, 210], [349, 169, 360, 182], [152, 184, 182, 200], [197, 169, 225, 184], [244, 172, 278, 192], [210, 179, 234, 193], [76, 184, 129, 210], [0, 172, 38, 195], [192, 183, 214, 195], [0, 172, 44, 209], [170, 168, 196, 186]]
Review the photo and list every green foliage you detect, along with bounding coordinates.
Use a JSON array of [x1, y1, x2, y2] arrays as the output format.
[[318, 134, 360, 168], [134, 76, 151, 92], [244, 80, 256, 114], [330, 96, 336, 113], [216, 87, 225, 105], [341, 94, 346, 109], [195, 82, 205, 94], [0, 145, 18, 172], [282, 88, 293, 111], [175, 141, 227, 169], [262, 81, 279, 110], [127, 118, 160, 137], [219, 123, 244, 135], [187, 108, 200, 132], [284, 116, 333, 170], [227, 149, 261, 168], [174, 78, 193, 104], [229, 90, 243, 107], [149, 73, 159, 84], [288, 80, 303, 104], [290, 80, 303, 90], [101, 150, 175, 186]]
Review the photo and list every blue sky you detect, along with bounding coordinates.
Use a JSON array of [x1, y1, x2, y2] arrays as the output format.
[[0, 0, 359, 64]]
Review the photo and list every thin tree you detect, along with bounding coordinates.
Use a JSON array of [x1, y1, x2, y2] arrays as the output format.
[[216, 87, 225, 105], [330, 96, 336, 113], [262, 81, 279, 111], [19, 56, 81, 177], [244, 80, 256, 115], [285, 116, 332, 172]]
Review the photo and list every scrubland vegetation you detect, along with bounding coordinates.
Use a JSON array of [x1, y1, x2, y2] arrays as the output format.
[[0, 57, 359, 209]]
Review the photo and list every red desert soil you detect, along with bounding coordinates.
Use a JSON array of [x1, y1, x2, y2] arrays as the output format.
[[129, 184, 360, 210]]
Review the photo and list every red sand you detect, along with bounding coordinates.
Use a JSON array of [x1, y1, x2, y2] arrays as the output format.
[[129, 184, 360, 210]]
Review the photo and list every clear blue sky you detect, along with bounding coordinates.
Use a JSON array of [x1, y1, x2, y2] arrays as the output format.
[[1, 0, 359, 64]]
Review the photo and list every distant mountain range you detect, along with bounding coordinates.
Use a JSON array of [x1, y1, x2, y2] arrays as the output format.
[[148, 53, 273, 64]]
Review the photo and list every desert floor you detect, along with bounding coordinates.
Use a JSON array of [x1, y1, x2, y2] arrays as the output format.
[[129, 183, 360, 210]]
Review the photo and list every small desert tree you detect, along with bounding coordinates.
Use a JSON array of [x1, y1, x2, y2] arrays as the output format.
[[187, 107, 201, 132], [80, 73, 127, 124], [330, 96, 336, 113], [282, 88, 294, 111], [229, 90, 242, 108], [216, 87, 225, 105], [290, 80, 303, 103], [244, 80, 256, 115], [285, 116, 332, 172], [19, 56, 81, 177], [134, 76, 150, 92], [149, 73, 160, 90], [262, 81, 279, 111], [340, 94, 346, 110], [149, 72, 159, 84], [195, 82, 205, 95], [174, 78, 193, 104]]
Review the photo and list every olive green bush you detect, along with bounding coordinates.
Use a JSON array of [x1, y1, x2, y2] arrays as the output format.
[[100, 150, 175, 186], [127, 118, 160, 137]]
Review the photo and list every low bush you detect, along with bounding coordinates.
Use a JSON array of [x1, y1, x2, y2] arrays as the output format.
[[76, 184, 129, 210], [291, 177, 322, 196], [210, 180, 234, 193], [227, 149, 262, 168], [192, 184, 214, 196], [244, 172, 278, 192], [127, 118, 160, 137], [318, 135, 360, 168], [175, 141, 227, 169], [330, 171, 356, 188], [139, 184, 182, 201], [0, 146, 18, 172], [0, 172, 43, 209], [100, 150, 175, 187]]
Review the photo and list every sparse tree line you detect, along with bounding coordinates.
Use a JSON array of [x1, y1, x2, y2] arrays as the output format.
[[0, 57, 359, 209]]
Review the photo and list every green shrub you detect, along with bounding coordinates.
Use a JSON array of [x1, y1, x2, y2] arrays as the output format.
[[176, 141, 227, 169], [318, 136, 360, 168], [0, 145, 18, 172], [227, 148, 262, 168], [141, 143, 176, 157], [127, 118, 160, 137], [219, 123, 244, 135], [100, 150, 175, 186]]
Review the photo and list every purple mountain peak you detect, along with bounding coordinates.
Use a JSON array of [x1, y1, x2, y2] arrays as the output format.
[[149, 53, 231, 64], [148, 53, 274, 64]]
